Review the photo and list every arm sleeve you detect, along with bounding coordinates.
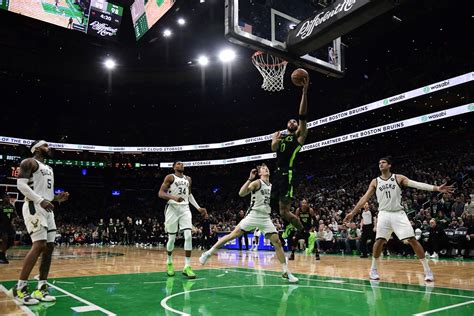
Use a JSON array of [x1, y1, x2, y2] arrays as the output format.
[[189, 194, 201, 210], [407, 180, 436, 192], [17, 178, 43, 204]]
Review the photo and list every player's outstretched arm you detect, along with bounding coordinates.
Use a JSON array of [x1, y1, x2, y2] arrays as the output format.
[[296, 77, 309, 145], [397, 174, 455, 193], [344, 179, 377, 223], [158, 174, 183, 202], [239, 169, 260, 197], [271, 131, 282, 152]]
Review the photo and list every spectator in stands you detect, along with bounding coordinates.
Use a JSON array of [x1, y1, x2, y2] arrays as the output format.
[[435, 210, 450, 229], [346, 223, 361, 254], [333, 224, 346, 253], [321, 225, 335, 253], [452, 197, 465, 218], [464, 197, 474, 217], [458, 215, 473, 258], [426, 219, 447, 259]]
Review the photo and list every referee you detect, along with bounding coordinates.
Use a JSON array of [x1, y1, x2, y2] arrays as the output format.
[[360, 202, 375, 258]]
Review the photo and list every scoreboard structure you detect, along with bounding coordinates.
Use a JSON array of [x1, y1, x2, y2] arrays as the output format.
[[87, 0, 123, 38], [3, 0, 122, 40], [0, 0, 8, 10], [131, 0, 175, 40]]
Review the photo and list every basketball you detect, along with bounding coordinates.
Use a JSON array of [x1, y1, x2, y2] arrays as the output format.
[[291, 68, 309, 86]]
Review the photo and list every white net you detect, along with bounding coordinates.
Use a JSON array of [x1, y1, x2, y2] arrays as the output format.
[[251, 51, 288, 92]]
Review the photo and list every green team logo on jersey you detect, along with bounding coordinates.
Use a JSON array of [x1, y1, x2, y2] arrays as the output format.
[[420, 115, 428, 123]]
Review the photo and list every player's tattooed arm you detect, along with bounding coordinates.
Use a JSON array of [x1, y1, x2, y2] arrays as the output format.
[[158, 174, 183, 202]]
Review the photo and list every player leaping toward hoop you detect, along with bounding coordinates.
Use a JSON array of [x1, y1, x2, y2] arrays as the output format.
[[270, 74, 309, 231], [344, 156, 454, 281]]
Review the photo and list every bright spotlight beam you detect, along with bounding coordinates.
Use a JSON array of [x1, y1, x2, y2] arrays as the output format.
[[104, 59, 116, 70], [198, 55, 209, 66], [218, 49, 236, 63]]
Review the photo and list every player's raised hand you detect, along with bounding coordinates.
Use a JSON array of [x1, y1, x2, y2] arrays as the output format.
[[302, 76, 309, 93], [249, 169, 257, 181], [272, 131, 282, 141], [437, 183, 454, 194]]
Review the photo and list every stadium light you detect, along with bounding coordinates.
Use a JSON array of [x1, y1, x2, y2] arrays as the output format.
[[177, 18, 186, 26], [218, 49, 236, 63], [104, 59, 116, 70], [198, 55, 209, 66], [163, 29, 172, 37]]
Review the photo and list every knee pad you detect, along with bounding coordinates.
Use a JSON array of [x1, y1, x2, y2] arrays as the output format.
[[183, 229, 192, 251], [167, 234, 176, 252]]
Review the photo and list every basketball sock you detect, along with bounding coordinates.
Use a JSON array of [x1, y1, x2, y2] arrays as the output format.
[[371, 257, 378, 270], [17, 280, 28, 289], [167, 255, 173, 264], [420, 258, 430, 273], [38, 280, 47, 288], [208, 246, 217, 255], [281, 263, 288, 273], [184, 256, 191, 267]]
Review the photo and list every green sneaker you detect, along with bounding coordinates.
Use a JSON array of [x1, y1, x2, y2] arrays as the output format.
[[167, 263, 175, 277], [282, 224, 295, 239], [32, 284, 56, 302], [182, 266, 196, 279]]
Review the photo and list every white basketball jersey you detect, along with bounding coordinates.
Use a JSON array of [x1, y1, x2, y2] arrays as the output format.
[[375, 174, 404, 212], [167, 174, 190, 205], [248, 179, 271, 215], [29, 159, 54, 202]]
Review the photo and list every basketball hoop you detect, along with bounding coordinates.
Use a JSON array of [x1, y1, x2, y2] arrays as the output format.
[[251, 51, 288, 92]]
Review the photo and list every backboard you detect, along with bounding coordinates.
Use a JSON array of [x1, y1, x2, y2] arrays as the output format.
[[225, 0, 345, 78]]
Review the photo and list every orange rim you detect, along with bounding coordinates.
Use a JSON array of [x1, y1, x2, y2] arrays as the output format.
[[252, 51, 288, 68]]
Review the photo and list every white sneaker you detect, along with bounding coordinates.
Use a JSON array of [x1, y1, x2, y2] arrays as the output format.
[[10, 285, 40, 306], [31, 285, 56, 302], [425, 251, 430, 257], [282, 272, 298, 283], [430, 252, 439, 259], [369, 268, 380, 280], [199, 252, 211, 265], [424, 270, 434, 282]]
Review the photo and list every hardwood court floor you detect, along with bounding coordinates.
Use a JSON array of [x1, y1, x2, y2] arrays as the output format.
[[0, 246, 473, 315]]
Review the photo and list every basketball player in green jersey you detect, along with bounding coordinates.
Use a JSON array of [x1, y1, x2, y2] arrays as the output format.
[[271, 76, 309, 231]]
